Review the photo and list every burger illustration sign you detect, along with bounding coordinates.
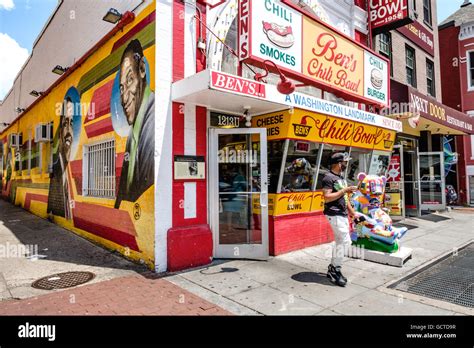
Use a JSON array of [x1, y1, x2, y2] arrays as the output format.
[[364, 51, 389, 105], [239, 0, 390, 108]]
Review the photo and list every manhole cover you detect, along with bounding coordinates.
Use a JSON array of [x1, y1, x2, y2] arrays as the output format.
[[32, 271, 95, 290], [390, 242, 474, 308]]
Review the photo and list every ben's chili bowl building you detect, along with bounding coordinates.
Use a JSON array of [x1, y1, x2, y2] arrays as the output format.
[[165, 0, 401, 269], [0, 0, 401, 272]]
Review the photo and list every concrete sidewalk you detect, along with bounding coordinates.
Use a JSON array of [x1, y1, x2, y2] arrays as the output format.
[[0, 200, 230, 315], [168, 210, 474, 315], [0, 198, 472, 316]]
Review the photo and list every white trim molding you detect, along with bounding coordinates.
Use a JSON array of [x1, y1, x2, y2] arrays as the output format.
[[460, 22, 474, 41], [467, 50, 474, 92]]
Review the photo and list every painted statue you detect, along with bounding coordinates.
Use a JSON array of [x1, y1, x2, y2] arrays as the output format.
[[350, 172, 408, 253]]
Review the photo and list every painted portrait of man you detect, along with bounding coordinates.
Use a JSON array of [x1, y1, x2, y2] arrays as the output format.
[[47, 96, 75, 219], [114, 39, 155, 209]]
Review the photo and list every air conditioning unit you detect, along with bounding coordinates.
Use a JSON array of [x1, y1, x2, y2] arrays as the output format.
[[35, 123, 52, 142], [8, 133, 22, 148]]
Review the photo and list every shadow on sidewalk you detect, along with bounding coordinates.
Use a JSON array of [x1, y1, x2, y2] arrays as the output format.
[[0, 200, 148, 273], [291, 271, 333, 286]]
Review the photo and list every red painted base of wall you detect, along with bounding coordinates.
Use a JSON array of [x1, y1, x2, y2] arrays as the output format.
[[167, 225, 213, 272], [269, 212, 334, 256]]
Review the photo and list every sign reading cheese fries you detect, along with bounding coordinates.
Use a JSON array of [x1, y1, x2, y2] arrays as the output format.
[[239, 0, 390, 107]]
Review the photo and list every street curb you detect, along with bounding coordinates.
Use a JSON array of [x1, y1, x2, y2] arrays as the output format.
[[377, 240, 474, 315]]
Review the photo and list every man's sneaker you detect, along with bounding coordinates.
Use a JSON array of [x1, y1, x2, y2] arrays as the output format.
[[335, 266, 348, 283], [327, 264, 347, 287]]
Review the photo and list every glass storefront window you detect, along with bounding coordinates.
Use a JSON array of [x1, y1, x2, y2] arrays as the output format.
[[267, 140, 285, 193], [346, 148, 371, 186], [280, 140, 320, 193], [267, 138, 394, 193], [367, 150, 391, 178], [316, 144, 349, 189]]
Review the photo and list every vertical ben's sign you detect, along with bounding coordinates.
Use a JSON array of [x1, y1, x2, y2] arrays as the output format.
[[239, 0, 251, 60], [369, 0, 414, 34]]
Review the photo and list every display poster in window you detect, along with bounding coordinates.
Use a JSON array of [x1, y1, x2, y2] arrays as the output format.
[[384, 192, 402, 216], [387, 154, 401, 182], [368, 151, 391, 177], [174, 156, 205, 180]]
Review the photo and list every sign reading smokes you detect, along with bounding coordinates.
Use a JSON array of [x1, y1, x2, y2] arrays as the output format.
[[239, 0, 390, 107], [369, 0, 414, 34]]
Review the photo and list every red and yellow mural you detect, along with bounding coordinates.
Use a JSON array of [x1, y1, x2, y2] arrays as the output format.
[[0, 4, 156, 268]]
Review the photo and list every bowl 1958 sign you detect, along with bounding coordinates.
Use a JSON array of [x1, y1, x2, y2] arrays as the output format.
[[369, 0, 414, 34], [239, 0, 390, 107]]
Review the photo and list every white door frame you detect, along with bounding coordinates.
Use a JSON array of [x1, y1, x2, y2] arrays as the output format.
[[209, 128, 269, 260], [419, 151, 446, 211]]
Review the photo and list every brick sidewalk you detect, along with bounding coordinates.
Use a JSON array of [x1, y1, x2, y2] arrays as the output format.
[[0, 273, 231, 315]]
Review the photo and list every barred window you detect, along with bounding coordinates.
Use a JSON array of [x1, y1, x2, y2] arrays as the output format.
[[83, 139, 116, 198]]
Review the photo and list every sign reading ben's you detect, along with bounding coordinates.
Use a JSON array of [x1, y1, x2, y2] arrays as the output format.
[[238, 0, 390, 107]]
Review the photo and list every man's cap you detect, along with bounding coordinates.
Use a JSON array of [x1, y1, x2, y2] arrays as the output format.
[[330, 152, 352, 164]]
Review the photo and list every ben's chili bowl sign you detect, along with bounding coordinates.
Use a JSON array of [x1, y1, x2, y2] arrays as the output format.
[[239, 0, 390, 108], [303, 18, 364, 96]]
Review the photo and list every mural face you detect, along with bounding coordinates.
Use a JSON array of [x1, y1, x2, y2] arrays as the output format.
[[114, 39, 155, 209], [0, 3, 156, 268], [47, 87, 81, 220]]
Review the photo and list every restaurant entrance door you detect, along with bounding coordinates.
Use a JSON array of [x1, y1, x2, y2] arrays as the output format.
[[400, 138, 421, 217], [209, 128, 269, 260]]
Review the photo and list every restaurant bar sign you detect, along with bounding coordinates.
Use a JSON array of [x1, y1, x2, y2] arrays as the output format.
[[238, 0, 390, 107], [369, 0, 415, 34], [409, 87, 474, 134], [397, 20, 434, 56]]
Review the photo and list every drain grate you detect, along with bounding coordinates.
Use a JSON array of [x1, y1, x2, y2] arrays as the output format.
[[390, 243, 474, 308], [32, 271, 95, 290]]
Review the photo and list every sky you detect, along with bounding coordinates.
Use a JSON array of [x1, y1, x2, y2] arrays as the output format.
[[0, 0, 58, 101], [0, 0, 471, 101], [437, 0, 467, 24]]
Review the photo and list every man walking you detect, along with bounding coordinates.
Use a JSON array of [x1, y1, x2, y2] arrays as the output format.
[[322, 153, 358, 287]]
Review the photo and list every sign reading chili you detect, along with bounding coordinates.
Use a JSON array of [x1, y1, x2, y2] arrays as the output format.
[[253, 108, 396, 151], [239, 0, 390, 108], [369, 0, 414, 34]]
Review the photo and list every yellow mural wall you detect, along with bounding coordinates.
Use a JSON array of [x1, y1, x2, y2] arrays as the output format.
[[0, 3, 156, 269]]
